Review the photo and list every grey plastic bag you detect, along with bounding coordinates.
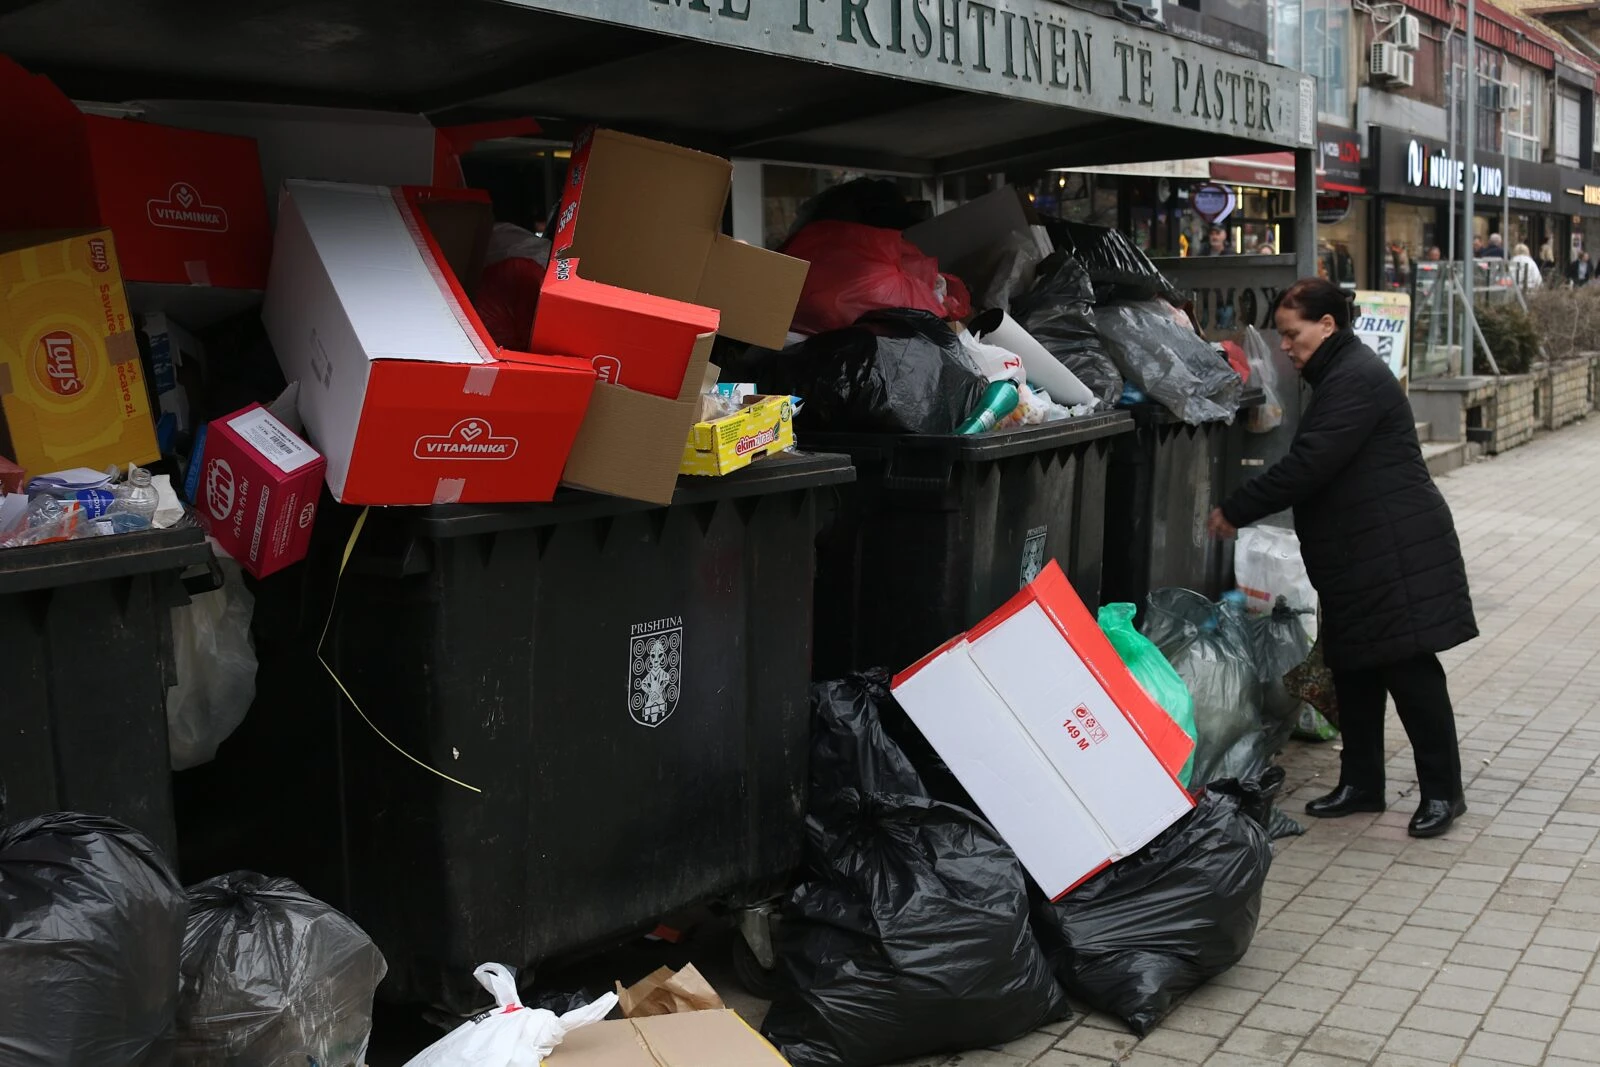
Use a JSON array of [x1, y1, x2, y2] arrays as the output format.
[[1142, 589, 1261, 787], [1095, 300, 1242, 424]]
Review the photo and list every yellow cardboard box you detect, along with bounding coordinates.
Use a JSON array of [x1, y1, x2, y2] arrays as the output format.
[[0, 229, 158, 476], [680, 395, 795, 476]]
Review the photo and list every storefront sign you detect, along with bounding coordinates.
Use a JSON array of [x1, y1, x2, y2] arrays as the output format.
[[1352, 290, 1410, 387], [513, 0, 1314, 146], [1316, 191, 1350, 225], [1317, 123, 1362, 189], [1374, 127, 1561, 209], [1566, 184, 1600, 207], [1192, 182, 1234, 222], [1556, 169, 1600, 218]]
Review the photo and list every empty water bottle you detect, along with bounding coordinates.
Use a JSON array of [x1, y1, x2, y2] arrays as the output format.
[[104, 466, 159, 531]]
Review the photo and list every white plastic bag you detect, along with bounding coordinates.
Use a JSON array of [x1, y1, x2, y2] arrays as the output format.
[[1243, 326, 1284, 434], [1235, 525, 1317, 620], [167, 556, 257, 771], [403, 964, 617, 1067]]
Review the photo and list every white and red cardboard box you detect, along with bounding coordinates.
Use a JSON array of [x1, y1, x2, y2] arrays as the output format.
[[532, 128, 809, 505], [0, 56, 271, 290], [262, 180, 595, 506], [892, 561, 1196, 899], [193, 404, 325, 580]]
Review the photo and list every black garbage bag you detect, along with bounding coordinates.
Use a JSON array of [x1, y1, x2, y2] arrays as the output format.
[[1142, 589, 1263, 787], [0, 813, 186, 1066], [810, 670, 974, 814], [177, 872, 388, 1067], [784, 177, 927, 239], [762, 791, 1070, 1067], [1010, 252, 1124, 407], [1095, 299, 1242, 424], [1207, 766, 1303, 840], [1044, 220, 1183, 305], [724, 309, 987, 435], [1032, 791, 1272, 1036]]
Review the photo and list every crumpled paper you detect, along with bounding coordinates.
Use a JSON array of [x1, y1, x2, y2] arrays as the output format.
[[614, 964, 725, 1019]]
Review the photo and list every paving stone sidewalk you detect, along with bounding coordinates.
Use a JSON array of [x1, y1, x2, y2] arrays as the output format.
[[966, 419, 1600, 1067]]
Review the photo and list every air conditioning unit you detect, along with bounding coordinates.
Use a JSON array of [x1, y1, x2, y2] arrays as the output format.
[[1394, 51, 1417, 89], [1501, 81, 1523, 111], [1371, 41, 1404, 81], [1394, 14, 1422, 51]]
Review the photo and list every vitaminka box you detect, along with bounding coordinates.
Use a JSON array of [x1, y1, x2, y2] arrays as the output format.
[[0, 229, 158, 475]]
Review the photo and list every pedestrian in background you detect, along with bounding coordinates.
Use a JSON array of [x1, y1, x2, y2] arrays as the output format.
[[1208, 278, 1477, 838], [1510, 243, 1543, 291], [1570, 251, 1594, 287]]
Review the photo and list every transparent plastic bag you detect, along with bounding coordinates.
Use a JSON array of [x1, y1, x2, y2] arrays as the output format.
[[1242, 326, 1284, 433], [1095, 300, 1242, 424], [167, 557, 258, 771], [178, 872, 388, 1067], [1234, 526, 1317, 618], [1141, 589, 1261, 787]]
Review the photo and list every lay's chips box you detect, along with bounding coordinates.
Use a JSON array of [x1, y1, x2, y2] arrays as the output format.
[[0, 230, 158, 476]]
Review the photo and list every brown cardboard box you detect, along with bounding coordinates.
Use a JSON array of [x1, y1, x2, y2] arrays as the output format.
[[541, 129, 810, 505], [548, 1010, 790, 1067]]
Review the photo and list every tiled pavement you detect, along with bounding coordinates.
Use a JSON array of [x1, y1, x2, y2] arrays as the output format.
[[948, 418, 1600, 1067]]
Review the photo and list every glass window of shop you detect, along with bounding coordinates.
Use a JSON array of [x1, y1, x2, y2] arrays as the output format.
[[756, 164, 925, 249], [1317, 196, 1368, 289], [1269, 0, 1302, 69], [1382, 202, 1441, 292], [1304, 0, 1353, 121], [1506, 61, 1545, 163]]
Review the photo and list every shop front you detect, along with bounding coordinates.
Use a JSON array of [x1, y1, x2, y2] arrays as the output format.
[[1369, 124, 1570, 289]]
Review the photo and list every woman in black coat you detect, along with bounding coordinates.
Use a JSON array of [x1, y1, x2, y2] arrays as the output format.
[[1208, 278, 1478, 838]]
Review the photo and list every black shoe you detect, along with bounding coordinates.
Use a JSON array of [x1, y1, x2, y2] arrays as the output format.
[[1305, 785, 1387, 818], [1408, 797, 1467, 838]]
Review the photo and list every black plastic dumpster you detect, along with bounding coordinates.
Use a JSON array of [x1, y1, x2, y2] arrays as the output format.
[[806, 412, 1132, 679], [0, 527, 215, 859], [1100, 394, 1263, 611], [176, 453, 853, 1007]]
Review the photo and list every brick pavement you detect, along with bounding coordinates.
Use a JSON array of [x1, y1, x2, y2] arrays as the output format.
[[935, 418, 1600, 1067]]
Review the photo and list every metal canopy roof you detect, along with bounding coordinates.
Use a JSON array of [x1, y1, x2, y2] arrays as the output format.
[[0, 0, 1313, 176]]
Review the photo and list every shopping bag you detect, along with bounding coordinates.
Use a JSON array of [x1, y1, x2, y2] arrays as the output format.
[[402, 964, 616, 1067], [615, 964, 723, 1018]]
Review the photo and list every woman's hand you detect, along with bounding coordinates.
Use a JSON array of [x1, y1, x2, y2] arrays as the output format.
[[1208, 508, 1238, 540]]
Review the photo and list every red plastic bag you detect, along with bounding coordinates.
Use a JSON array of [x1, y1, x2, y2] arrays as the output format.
[[784, 221, 962, 335], [475, 224, 550, 350], [1221, 340, 1250, 384]]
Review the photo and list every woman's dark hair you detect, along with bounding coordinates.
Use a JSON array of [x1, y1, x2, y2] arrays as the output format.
[[1273, 277, 1356, 330]]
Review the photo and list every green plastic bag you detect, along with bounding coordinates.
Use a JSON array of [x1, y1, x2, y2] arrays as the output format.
[[1098, 602, 1197, 787]]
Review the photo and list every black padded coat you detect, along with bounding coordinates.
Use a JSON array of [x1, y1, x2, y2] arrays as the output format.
[[1220, 329, 1477, 671]]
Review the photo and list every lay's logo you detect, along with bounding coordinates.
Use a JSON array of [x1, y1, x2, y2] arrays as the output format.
[[206, 458, 237, 521], [36, 331, 87, 396], [87, 238, 111, 273]]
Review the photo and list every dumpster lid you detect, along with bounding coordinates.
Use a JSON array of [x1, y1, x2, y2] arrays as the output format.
[[800, 409, 1133, 463], [403, 450, 854, 538], [0, 526, 212, 596]]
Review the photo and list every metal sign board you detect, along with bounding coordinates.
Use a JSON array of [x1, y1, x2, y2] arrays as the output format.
[[504, 0, 1313, 148]]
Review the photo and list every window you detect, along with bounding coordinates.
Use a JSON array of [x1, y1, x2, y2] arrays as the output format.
[[1555, 88, 1581, 167], [1270, 0, 1302, 70], [1447, 38, 1504, 156], [1304, 0, 1352, 122], [1505, 62, 1545, 163]]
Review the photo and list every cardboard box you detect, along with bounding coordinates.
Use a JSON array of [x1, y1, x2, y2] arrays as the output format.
[[262, 180, 596, 506], [0, 229, 160, 476], [904, 186, 1050, 301], [0, 57, 271, 290], [535, 128, 809, 504], [549, 1010, 790, 1067], [138, 311, 202, 448], [680, 395, 796, 477], [192, 404, 324, 579], [892, 561, 1195, 899], [123, 100, 539, 220]]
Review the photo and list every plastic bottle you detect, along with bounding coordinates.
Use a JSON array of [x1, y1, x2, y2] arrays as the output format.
[[956, 380, 1021, 434], [104, 466, 159, 531]]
